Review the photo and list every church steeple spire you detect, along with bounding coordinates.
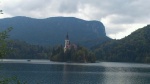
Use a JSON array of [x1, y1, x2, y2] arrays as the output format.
[[66, 32, 69, 40]]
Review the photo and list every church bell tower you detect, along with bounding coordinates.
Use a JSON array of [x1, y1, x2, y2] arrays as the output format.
[[64, 33, 70, 52]]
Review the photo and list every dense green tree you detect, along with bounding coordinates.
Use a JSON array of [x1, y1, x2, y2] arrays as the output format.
[[0, 27, 12, 58], [50, 45, 96, 63], [5, 40, 51, 59]]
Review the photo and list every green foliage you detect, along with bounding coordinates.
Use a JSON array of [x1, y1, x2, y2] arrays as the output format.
[[94, 25, 150, 63], [0, 28, 27, 84], [50, 45, 96, 63], [5, 40, 51, 59], [0, 27, 51, 59], [0, 76, 27, 84], [0, 27, 12, 58]]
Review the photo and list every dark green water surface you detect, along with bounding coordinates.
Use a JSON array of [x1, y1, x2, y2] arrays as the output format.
[[0, 59, 150, 84]]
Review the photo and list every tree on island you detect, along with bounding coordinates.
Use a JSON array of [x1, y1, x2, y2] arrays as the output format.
[[50, 45, 96, 63]]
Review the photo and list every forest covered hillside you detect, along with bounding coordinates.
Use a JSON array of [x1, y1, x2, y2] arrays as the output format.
[[94, 25, 150, 63]]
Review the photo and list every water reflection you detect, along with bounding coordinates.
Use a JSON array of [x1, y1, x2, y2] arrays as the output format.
[[0, 60, 150, 84], [62, 64, 104, 84], [60, 63, 150, 84]]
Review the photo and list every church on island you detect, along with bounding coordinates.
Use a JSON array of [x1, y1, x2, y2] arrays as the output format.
[[64, 33, 77, 52], [50, 33, 96, 63]]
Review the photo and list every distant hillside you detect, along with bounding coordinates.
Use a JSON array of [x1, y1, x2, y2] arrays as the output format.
[[0, 16, 110, 47], [5, 40, 51, 59], [94, 25, 150, 63]]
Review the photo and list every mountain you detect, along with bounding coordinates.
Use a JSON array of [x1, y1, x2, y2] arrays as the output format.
[[0, 16, 110, 47], [94, 25, 150, 63]]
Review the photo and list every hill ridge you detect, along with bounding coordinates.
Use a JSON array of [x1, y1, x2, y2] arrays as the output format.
[[0, 16, 110, 47]]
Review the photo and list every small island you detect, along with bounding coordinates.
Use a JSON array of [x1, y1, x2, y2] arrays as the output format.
[[50, 33, 96, 63]]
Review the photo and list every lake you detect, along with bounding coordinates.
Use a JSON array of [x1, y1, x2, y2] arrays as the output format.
[[0, 59, 150, 84]]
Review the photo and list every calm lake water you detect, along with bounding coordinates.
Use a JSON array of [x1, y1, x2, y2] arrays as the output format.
[[0, 59, 150, 84]]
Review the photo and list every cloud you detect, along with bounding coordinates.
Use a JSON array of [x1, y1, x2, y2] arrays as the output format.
[[0, 0, 150, 39], [58, 0, 79, 13]]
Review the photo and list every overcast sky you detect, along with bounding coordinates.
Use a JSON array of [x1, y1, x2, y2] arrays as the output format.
[[0, 0, 150, 39]]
